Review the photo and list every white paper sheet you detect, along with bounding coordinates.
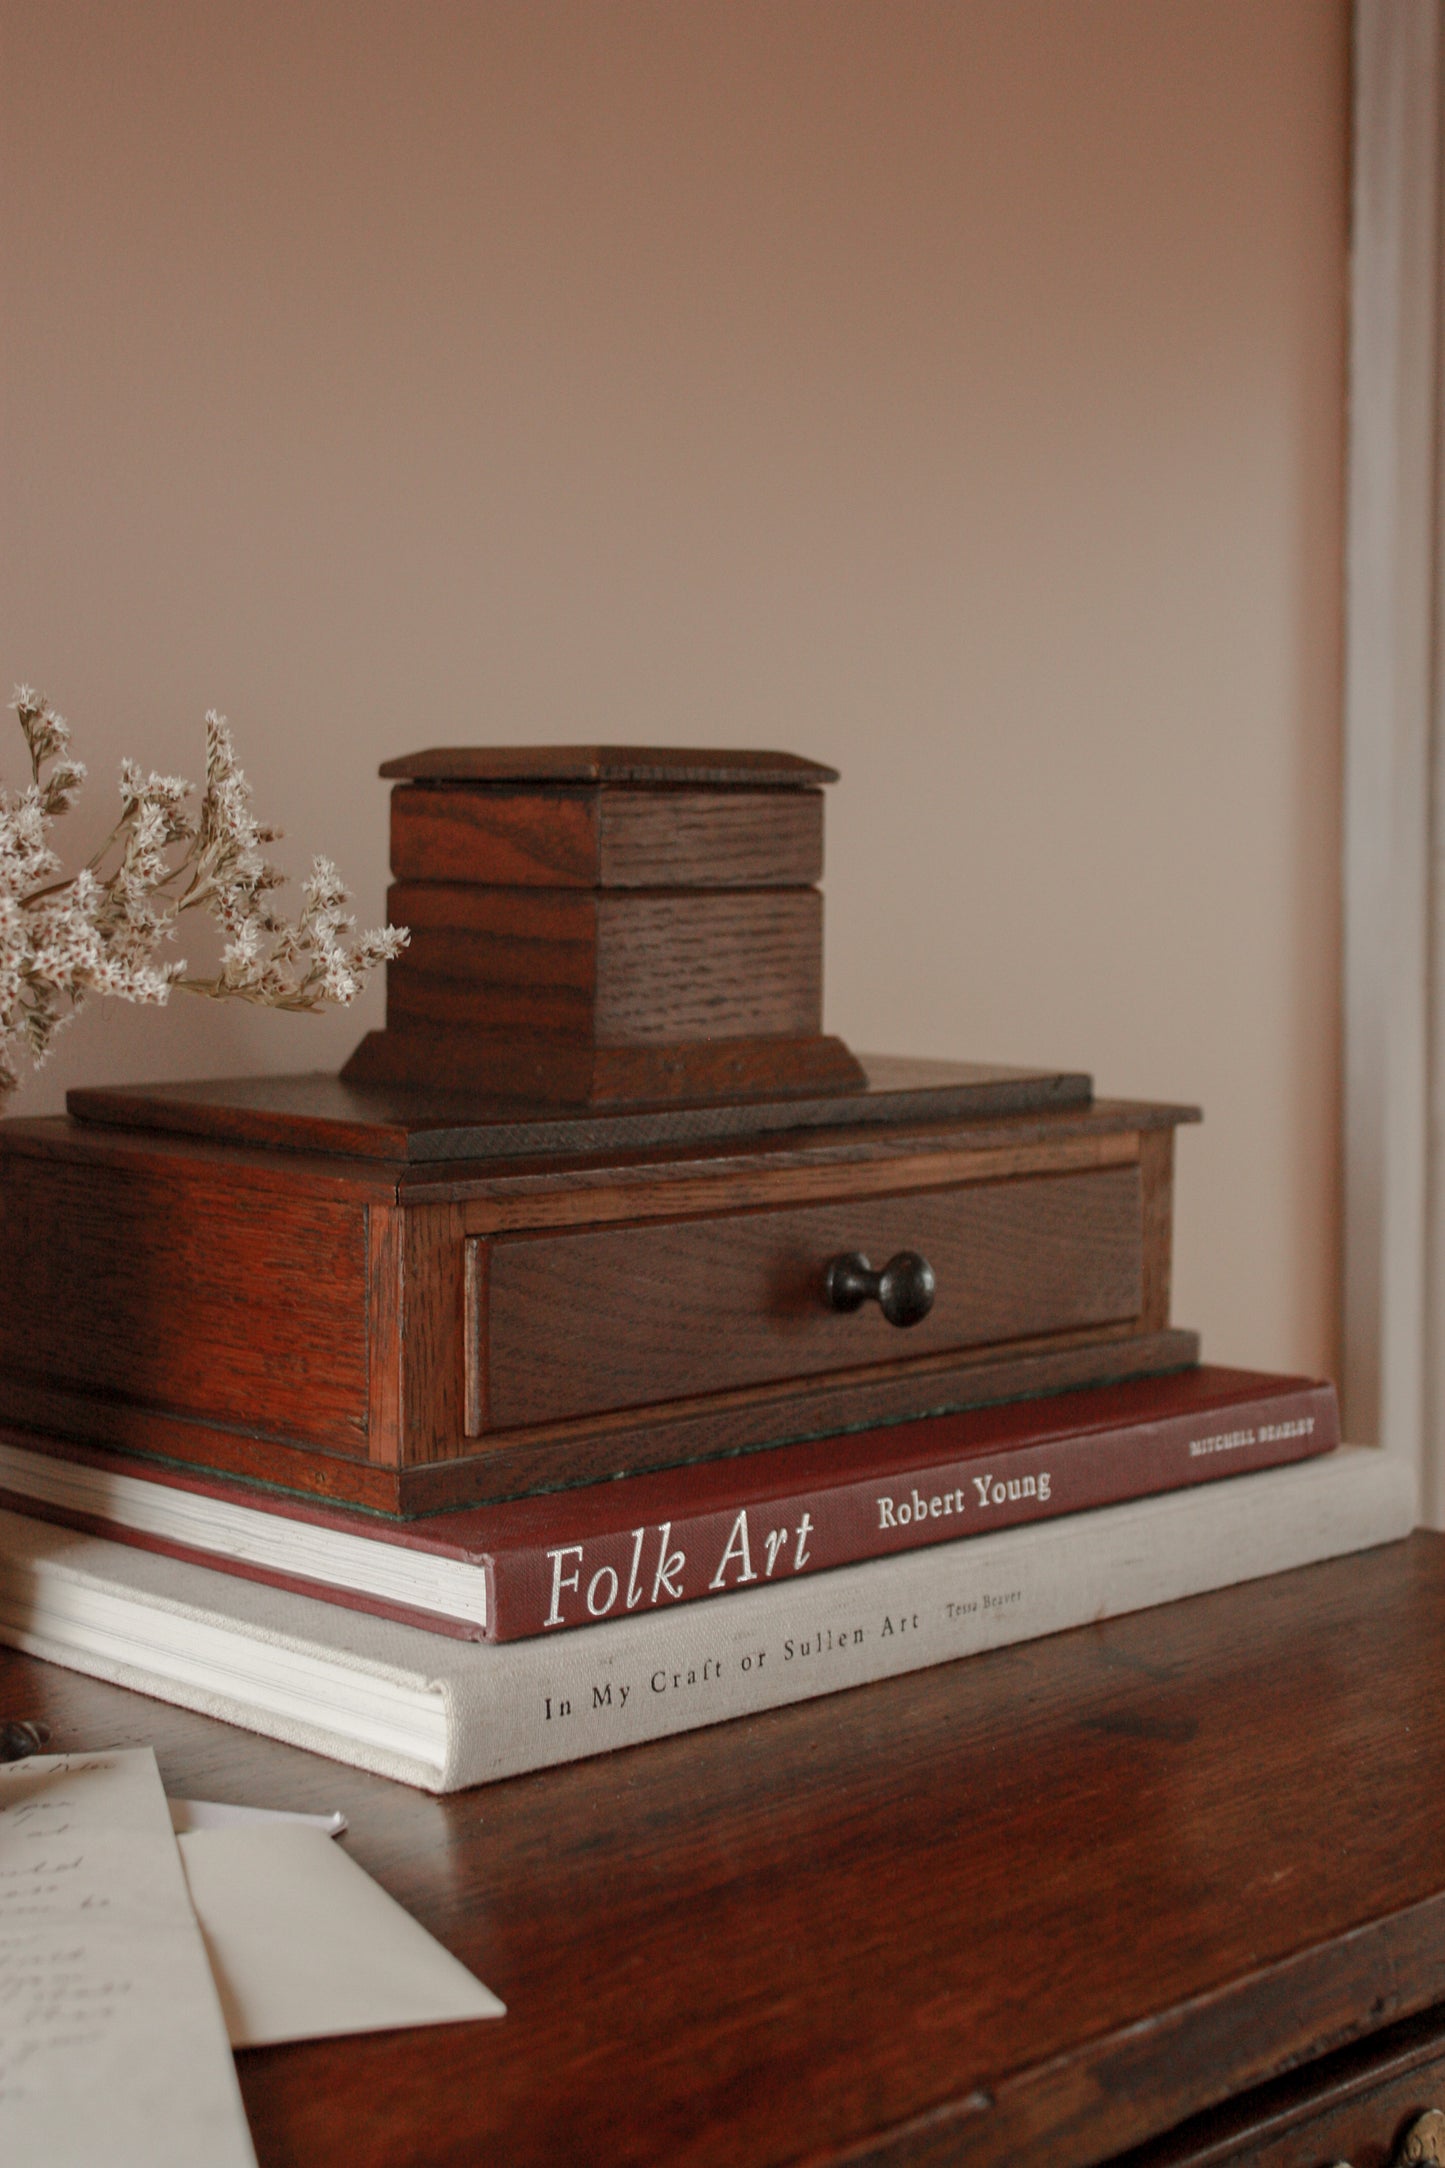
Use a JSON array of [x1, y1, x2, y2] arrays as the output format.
[[169, 1796, 347, 1836], [0, 1749, 256, 2168], [178, 1823, 506, 2047]]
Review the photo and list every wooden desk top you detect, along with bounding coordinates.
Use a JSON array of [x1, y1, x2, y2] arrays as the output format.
[[3, 1532, 1444, 2168]]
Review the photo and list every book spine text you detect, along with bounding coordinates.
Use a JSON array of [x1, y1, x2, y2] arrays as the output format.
[[488, 1386, 1337, 1639]]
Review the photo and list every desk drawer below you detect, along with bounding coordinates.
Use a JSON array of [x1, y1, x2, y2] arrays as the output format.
[[1117, 2010, 1445, 2167], [473, 1164, 1143, 1431]]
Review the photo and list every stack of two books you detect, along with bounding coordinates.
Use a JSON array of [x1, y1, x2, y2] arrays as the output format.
[[0, 1363, 1344, 1791]]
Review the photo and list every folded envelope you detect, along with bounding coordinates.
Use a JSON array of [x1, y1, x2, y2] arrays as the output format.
[[178, 1822, 505, 2047], [170, 1797, 347, 1837]]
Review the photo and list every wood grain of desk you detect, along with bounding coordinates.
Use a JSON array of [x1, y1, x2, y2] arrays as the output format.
[[3, 1532, 1444, 2168]]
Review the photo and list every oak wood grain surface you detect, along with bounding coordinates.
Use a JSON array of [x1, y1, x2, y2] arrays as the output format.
[[454, 1129, 1141, 1232], [382, 879, 598, 1036], [0, 1150, 371, 1451], [64, 1056, 1107, 1161], [0, 1327, 1201, 1515], [1, 1533, 1442, 2167], [592, 889, 823, 1041], [343, 1021, 871, 1107], [380, 884, 824, 1043], [392, 782, 600, 887], [377, 745, 838, 785], [1138, 1128, 1176, 1334], [597, 787, 824, 888], [1113, 2002, 1445, 2165], [0, 1098, 1196, 1510], [482, 1166, 1143, 1428], [390, 783, 825, 889], [20, 1094, 1189, 1210]]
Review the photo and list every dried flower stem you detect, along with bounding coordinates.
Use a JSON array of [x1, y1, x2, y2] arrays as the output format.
[[0, 688, 407, 1098]]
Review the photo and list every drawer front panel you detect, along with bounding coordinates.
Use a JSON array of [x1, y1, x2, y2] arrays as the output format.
[[483, 1165, 1142, 1430], [1128, 2048, 1445, 2167]]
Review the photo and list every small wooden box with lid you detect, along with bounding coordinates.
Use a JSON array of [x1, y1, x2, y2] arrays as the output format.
[[0, 748, 1198, 1514]]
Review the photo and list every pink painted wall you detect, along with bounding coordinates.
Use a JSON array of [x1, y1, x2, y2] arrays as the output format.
[[0, 0, 1348, 1376]]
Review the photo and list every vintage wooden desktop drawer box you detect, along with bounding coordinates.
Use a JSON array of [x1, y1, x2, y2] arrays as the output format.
[[0, 749, 1198, 1516]]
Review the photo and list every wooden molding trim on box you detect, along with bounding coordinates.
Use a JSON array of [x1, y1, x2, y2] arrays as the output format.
[[376, 745, 838, 786], [342, 1025, 869, 1105], [63, 1058, 1102, 1163], [390, 784, 826, 889], [0, 1327, 1205, 1518]]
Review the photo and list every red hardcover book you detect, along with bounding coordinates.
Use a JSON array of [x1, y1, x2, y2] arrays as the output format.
[[0, 1366, 1337, 1641]]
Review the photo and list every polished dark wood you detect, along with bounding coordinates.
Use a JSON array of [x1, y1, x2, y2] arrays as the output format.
[[343, 890, 859, 1105], [356, 879, 836, 1099], [597, 787, 824, 887], [66, 1055, 1102, 1162], [380, 884, 826, 1040], [592, 889, 820, 1039], [343, 1022, 872, 1110], [481, 1165, 1142, 1429], [1116, 2004, 1445, 2165], [0, 1140, 372, 1456], [377, 745, 838, 785], [393, 781, 599, 885], [5, 741, 1202, 1507], [0, 1093, 1197, 1510], [391, 784, 825, 889], [0, 1325, 1201, 1512], [349, 742, 860, 1105], [2, 1533, 1443, 2166], [1139, 1124, 1177, 1332]]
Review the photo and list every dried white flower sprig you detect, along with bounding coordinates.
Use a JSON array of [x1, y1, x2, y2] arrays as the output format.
[[0, 687, 408, 1099]]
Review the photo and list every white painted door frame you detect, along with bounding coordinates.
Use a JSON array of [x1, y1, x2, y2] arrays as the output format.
[[1342, 0, 1442, 1522]]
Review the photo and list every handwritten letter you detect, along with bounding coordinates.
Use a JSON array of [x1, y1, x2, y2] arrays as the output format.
[[0, 1748, 255, 2167]]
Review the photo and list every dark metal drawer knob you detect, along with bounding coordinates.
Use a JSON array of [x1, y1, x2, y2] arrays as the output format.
[[824, 1250, 936, 1329]]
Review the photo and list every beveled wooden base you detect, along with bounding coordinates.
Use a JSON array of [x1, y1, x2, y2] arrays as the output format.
[[66, 1055, 1096, 1161], [341, 1024, 868, 1106]]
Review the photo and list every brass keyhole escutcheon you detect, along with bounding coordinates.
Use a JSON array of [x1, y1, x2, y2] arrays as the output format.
[[1400, 2109, 1445, 2164], [1333, 2106, 1445, 2168]]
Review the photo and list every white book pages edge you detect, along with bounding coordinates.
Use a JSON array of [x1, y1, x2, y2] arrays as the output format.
[[0, 1449, 1415, 1791]]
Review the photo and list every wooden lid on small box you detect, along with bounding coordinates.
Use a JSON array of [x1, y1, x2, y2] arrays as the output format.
[[385, 744, 832, 894], [379, 746, 838, 788]]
